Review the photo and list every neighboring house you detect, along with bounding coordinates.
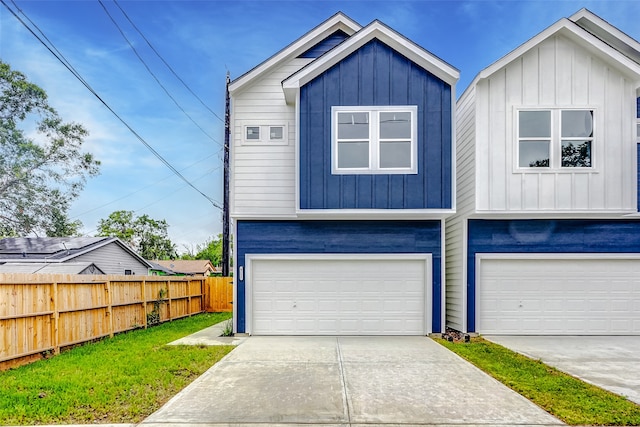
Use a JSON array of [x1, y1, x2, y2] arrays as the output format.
[[446, 9, 640, 335], [149, 259, 216, 276], [229, 13, 459, 335], [0, 237, 151, 275], [0, 262, 104, 274]]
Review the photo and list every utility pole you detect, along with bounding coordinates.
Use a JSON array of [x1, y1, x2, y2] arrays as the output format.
[[222, 72, 231, 276]]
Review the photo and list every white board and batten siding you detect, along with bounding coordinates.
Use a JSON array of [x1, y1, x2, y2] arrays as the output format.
[[246, 254, 431, 335], [477, 255, 640, 335], [445, 85, 477, 332], [475, 34, 638, 213], [231, 58, 312, 218]]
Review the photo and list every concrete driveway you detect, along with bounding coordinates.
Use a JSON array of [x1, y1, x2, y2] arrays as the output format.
[[485, 336, 640, 405], [142, 336, 562, 426]]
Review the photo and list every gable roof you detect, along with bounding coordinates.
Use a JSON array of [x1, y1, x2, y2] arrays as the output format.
[[282, 19, 460, 104], [151, 259, 215, 275], [0, 237, 152, 267], [462, 9, 640, 98], [570, 8, 640, 66], [228, 12, 362, 94]]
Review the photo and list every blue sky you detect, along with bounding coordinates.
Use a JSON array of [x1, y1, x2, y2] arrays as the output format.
[[1, 0, 639, 252]]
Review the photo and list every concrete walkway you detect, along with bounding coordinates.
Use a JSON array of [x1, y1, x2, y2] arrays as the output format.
[[485, 335, 640, 405], [141, 336, 563, 426]]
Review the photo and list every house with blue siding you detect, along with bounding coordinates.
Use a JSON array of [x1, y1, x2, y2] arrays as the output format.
[[446, 9, 640, 335], [229, 13, 459, 335]]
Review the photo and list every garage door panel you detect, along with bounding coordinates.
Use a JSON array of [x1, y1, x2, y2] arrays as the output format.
[[250, 257, 429, 335], [479, 257, 640, 335]]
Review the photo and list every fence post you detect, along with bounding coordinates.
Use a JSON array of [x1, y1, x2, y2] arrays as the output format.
[[142, 279, 147, 329], [166, 280, 172, 321], [52, 281, 60, 355], [106, 279, 114, 338]]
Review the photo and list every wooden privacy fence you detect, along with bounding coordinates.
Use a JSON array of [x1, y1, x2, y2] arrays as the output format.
[[0, 274, 234, 369], [204, 276, 233, 312]]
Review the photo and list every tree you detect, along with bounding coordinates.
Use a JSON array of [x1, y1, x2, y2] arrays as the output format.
[[181, 234, 231, 267], [97, 210, 176, 260], [0, 61, 100, 236]]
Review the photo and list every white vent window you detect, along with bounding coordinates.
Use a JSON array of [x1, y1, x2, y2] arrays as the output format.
[[242, 124, 287, 145]]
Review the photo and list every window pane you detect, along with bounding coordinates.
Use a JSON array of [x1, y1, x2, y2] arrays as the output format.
[[562, 110, 593, 137], [338, 112, 369, 139], [270, 126, 283, 140], [338, 141, 369, 168], [380, 112, 411, 139], [519, 111, 550, 137], [380, 141, 411, 168], [246, 126, 260, 140], [519, 141, 550, 167], [562, 140, 591, 167]]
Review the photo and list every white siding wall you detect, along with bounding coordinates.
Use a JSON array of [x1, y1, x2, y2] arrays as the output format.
[[476, 34, 638, 213], [445, 86, 477, 332], [74, 243, 149, 275], [231, 58, 312, 218]]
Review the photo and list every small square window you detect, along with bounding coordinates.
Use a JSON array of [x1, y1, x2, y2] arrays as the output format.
[[246, 126, 260, 140], [269, 126, 284, 140], [519, 141, 550, 167]]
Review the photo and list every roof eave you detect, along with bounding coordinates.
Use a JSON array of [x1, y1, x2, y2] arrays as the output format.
[[229, 12, 361, 95], [476, 18, 640, 85], [282, 20, 460, 105]]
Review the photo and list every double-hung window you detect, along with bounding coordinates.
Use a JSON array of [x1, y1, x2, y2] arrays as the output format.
[[332, 106, 418, 174], [518, 109, 594, 169]]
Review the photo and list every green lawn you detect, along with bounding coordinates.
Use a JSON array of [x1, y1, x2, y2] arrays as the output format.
[[0, 312, 234, 426], [437, 337, 640, 426]]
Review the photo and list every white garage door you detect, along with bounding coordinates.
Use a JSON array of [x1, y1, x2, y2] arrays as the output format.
[[478, 256, 640, 335], [248, 255, 431, 335]]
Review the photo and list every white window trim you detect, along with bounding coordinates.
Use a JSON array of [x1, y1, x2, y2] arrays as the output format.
[[332, 105, 418, 175], [515, 107, 596, 172], [242, 124, 288, 145]]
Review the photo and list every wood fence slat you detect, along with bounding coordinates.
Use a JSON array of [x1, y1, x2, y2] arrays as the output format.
[[0, 273, 226, 370]]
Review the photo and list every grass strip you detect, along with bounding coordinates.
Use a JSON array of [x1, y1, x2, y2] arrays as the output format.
[[0, 312, 234, 426], [437, 337, 640, 426]]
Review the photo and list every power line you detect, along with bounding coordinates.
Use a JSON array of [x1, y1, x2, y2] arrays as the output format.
[[112, 0, 224, 124], [70, 152, 220, 219], [97, 0, 222, 148], [1, 0, 222, 211]]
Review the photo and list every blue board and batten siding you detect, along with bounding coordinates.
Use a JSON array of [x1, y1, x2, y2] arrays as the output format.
[[467, 219, 640, 331], [299, 39, 453, 210], [298, 30, 350, 58], [236, 220, 442, 333]]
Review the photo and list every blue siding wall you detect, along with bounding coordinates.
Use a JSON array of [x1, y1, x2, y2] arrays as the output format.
[[236, 220, 442, 333], [299, 39, 453, 210], [467, 219, 640, 331], [298, 30, 349, 58]]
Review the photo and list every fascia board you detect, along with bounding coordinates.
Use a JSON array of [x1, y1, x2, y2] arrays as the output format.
[[229, 12, 361, 95], [478, 18, 640, 82], [282, 21, 460, 103], [570, 8, 640, 63]]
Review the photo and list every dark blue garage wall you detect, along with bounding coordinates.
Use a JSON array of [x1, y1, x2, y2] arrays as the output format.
[[299, 39, 452, 210], [467, 219, 640, 332], [236, 220, 442, 333]]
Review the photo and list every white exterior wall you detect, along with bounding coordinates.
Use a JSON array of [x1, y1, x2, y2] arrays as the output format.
[[231, 58, 312, 218], [475, 34, 638, 213], [445, 86, 477, 332]]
